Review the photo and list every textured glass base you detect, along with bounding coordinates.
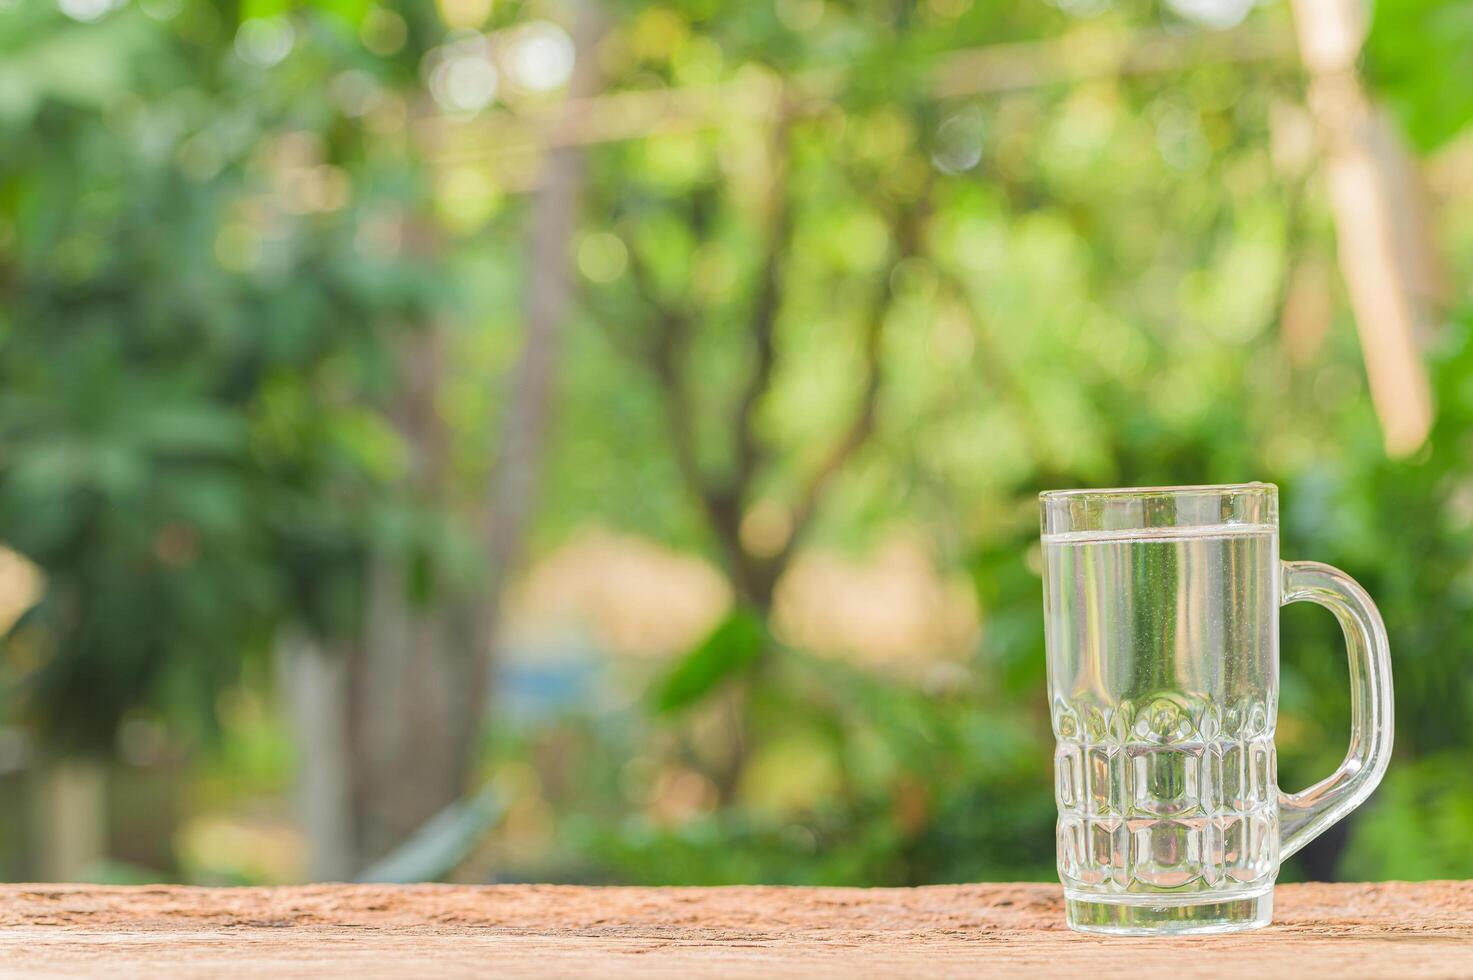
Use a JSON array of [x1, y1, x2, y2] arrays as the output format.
[[1065, 887, 1273, 936]]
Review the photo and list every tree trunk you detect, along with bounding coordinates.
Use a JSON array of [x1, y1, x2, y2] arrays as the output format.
[[477, 0, 604, 648], [284, 4, 603, 878], [281, 581, 485, 877], [282, 323, 488, 875], [351, 563, 483, 866]]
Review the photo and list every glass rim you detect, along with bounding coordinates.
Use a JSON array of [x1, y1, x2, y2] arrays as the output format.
[[1038, 481, 1276, 501]]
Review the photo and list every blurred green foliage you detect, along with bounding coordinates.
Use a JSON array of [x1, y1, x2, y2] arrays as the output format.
[[484, 647, 1055, 885], [1, 0, 1472, 887], [0, 0, 461, 750]]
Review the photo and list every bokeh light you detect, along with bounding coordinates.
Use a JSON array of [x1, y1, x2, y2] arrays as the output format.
[[1166, 0, 1255, 30], [235, 17, 295, 69], [427, 37, 500, 114], [57, 0, 119, 23], [360, 7, 408, 57], [505, 21, 576, 94], [577, 231, 630, 284], [328, 70, 379, 118], [932, 106, 985, 175]]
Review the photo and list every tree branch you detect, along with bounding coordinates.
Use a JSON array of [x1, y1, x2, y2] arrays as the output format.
[[927, 257, 1060, 466], [424, 27, 1296, 185], [772, 183, 931, 572], [578, 223, 754, 586], [729, 114, 795, 504]]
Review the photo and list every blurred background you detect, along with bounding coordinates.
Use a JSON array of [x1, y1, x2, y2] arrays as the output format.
[[0, 0, 1471, 887]]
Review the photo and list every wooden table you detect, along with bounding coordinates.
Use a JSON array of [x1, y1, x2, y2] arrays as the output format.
[[0, 881, 1469, 977]]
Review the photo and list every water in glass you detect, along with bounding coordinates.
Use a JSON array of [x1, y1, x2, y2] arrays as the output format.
[[1043, 522, 1280, 931]]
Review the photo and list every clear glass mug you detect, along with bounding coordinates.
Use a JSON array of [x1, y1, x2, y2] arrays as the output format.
[[1040, 483, 1393, 935]]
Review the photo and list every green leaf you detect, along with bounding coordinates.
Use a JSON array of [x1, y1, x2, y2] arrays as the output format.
[[1365, 0, 1473, 151], [652, 606, 767, 714]]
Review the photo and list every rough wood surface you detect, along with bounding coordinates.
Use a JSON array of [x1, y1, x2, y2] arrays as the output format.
[[0, 881, 1469, 978]]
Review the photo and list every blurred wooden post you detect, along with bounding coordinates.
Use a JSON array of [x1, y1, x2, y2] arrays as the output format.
[[1291, 0, 1437, 456], [279, 630, 356, 881], [30, 759, 106, 881]]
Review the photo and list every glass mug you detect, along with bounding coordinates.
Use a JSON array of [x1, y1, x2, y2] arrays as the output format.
[[1040, 483, 1393, 935]]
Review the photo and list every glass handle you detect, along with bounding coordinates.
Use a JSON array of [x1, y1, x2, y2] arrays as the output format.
[[1277, 560, 1395, 860]]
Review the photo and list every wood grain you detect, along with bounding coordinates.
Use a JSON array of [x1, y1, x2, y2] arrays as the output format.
[[0, 881, 1469, 978]]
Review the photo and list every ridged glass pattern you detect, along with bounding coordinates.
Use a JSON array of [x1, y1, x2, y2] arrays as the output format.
[[1053, 696, 1277, 895]]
